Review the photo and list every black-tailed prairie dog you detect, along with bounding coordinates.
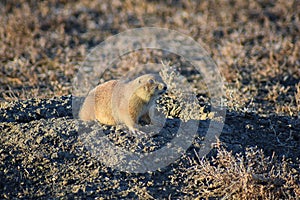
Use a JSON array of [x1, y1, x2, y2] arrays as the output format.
[[79, 74, 167, 132]]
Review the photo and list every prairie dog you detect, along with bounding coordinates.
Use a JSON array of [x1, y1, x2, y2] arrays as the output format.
[[79, 74, 167, 131]]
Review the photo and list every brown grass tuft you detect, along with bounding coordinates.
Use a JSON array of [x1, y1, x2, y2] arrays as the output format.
[[184, 146, 300, 199]]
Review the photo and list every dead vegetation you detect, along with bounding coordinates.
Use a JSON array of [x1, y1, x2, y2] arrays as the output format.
[[1, 0, 300, 199], [1, 0, 299, 117], [184, 146, 300, 199]]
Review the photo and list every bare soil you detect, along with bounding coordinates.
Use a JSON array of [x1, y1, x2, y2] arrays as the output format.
[[0, 95, 299, 199]]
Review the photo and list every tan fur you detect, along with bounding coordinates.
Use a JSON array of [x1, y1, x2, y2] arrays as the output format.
[[79, 74, 166, 131]]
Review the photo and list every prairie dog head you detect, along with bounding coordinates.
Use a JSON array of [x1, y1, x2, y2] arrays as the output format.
[[133, 74, 167, 102]]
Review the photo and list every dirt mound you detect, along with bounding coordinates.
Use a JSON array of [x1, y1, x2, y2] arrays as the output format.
[[0, 96, 299, 199]]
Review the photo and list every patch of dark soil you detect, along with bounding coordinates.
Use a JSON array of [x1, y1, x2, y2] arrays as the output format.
[[0, 96, 72, 123], [221, 111, 300, 161]]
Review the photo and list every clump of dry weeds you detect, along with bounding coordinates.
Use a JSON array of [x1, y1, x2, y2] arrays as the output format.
[[183, 146, 300, 199], [159, 62, 214, 121]]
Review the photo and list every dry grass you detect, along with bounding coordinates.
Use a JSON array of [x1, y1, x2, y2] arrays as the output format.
[[159, 62, 215, 121], [183, 146, 300, 199], [1, 0, 299, 117], [295, 82, 300, 116]]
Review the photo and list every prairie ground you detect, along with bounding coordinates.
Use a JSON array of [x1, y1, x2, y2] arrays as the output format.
[[0, 0, 299, 199]]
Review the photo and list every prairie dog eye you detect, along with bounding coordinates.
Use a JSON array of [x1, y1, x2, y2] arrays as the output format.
[[148, 79, 154, 84]]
